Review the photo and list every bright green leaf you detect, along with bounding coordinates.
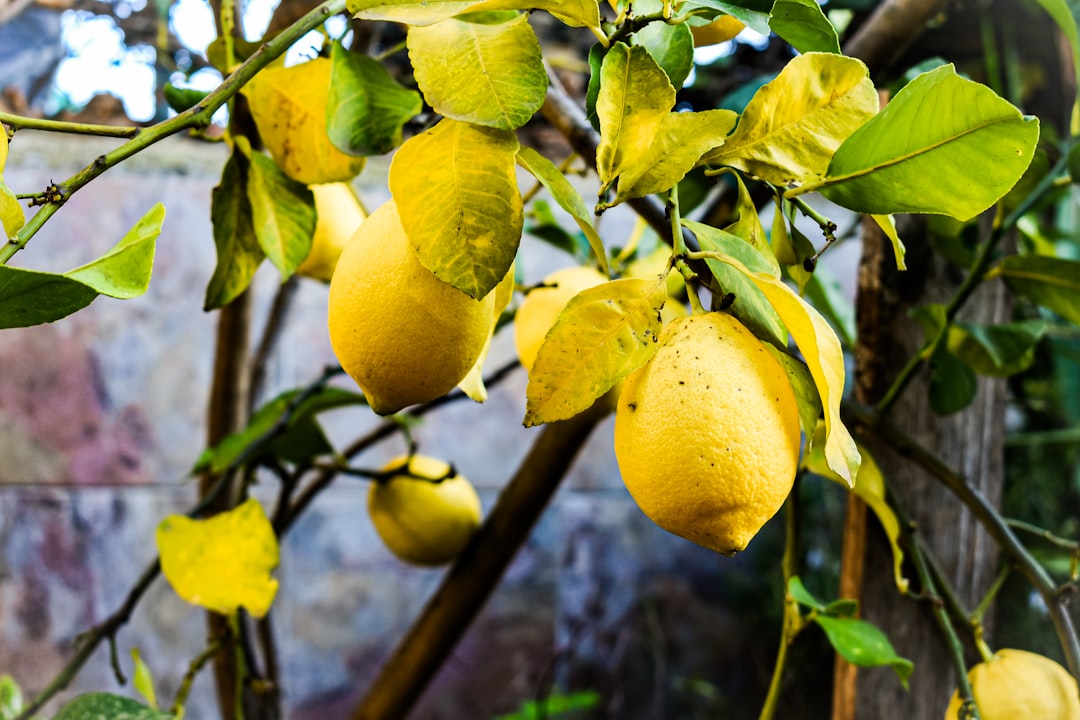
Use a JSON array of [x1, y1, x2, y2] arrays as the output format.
[[769, 0, 840, 54], [524, 277, 667, 426], [495, 690, 601, 720], [631, 20, 694, 89], [948, 320, 1048, 377], [701, 52, 877, 185], [991, 254, 1080, 326], [585, 42, 605, 131], [799, 64, 1040, 221], [408, 14, 546, 130], [241, 140, 316, 279], [51, 692, 172, 720], [516, 146, 609, 275], [163, 83, 209, 114], [1, 182, 26, 241], [610, 109, 738, 205], [595, 43, 675, 195], [157, 498, 280, 618], [814, 615, 914, 687], [204, 151, 264, 310], [65, 203, 162, 299], [788, 576, 826, 610], [389, 118, 523, 299], [130, 649, 157, 710], [327, 41, 423, 156], [1030, 0, 1080, 132], [0, 267, 98, 328], [0, 675, 23, 719], [870, 214, 905, 270]]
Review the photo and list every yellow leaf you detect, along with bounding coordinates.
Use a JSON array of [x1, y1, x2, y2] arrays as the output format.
[[805, 422, 909, 593], [349, 0, 600, 30], [708, 251, 860, 484], [871, 214, 906, 271], [1, 183, 24, 240], [157, 498, 280, 618], [524, 277, 667, 426], [596, 43, 675, 195], [0, 131, 8, 174], [130, 648, 157, 709], [701, 53, 878, 186], [408, 15, 547, 130], [720, 170, 778, 273], [389, 118, 523, 299], [244, 58, 366, 186], [458, 262, 516, 401]]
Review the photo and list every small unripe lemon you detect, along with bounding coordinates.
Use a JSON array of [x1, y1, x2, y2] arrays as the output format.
[[614, 312, 801, 555], [297, 182, 366, 283], [514, 265, 608, 371], [368, 455, 482, 566], [328, 201, 495, 414], [944, 649, 1080, 720]]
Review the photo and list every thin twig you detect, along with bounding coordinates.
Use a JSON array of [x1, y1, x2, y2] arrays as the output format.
[[0, 113, 141, 138]]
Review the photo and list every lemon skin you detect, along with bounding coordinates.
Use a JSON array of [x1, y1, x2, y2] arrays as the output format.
[[369, 455, 482, 566], [297, 182, 366, 283], [614, 312, 801, 555], [514, 265, 609, 372], [944, 649, 1080, 720]]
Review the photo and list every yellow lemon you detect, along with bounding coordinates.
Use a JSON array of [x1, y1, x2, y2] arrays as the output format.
[[327, 200, 495, 415], [624, 245, 686, 301], [690, 16, 745, 47], [514, 265, 608, 371], [614, 312, 801, 555], [297, 183, 366, 283], [944, 649, 1080, 720], [368, 455, 482, 566], [244, 57, 365, 185]]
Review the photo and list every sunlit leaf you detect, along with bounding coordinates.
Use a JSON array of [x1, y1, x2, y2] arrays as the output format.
[[516, 146, 608, 275], [52, 693, 172, 720], [788, 576, 826, 610], [244, 57, 366, 185], [65, 203, 162, 299], [631, 19, 694, 89], [990, 254, 1080, 326], [0, 674, 23, 718], [389, 118, 522, 299], [686, 0, 773, 34], [205, 151, 264, 310], [458, 263, 516, 401], [796, 65, 1039, 220], [701, 52, 877, 185], [0, 130, 8, 173], [871, 214, 905, 270], [524, 277, 667, 425], [409, 14, 546, 130], [769, 0, 840, 54], [157, 498, 280, 618], [815, 615, 914, 687], [327, 41, 422, 156], [595, 43, 675, 195], [130, 649, 157, 710], [0, 183, 24, 240], [348, 0, 601, 29]]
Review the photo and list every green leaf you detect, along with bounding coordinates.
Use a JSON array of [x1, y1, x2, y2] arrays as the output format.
[[803, 266, 855, 348], [799, 64, 1040, 221], [130, 649, 158, 710], [721, 171, 777, 271], [686, 0, 773, 34], [768, 0, 840, 54], [242, 141, 316, 279], [871, 214, 905, 270], [991, 255, 1080, 326], [814, 615, 914, 687], [51, 692, 173, 720], [327, 42, 422, 156], [788, 576, 826, 610], [701, 52, 877, 185], [824, 598, 859, 617], [163, 83, 209, 114], [408, 14, 546, 130], [495, 691, 601, 720], [929, 350, 978, 416], [948, 320, 1048, 377], [585, 42, 605, 131], [389, 118, 523, 299], [205, 151, 264, 310], [65, 203, 162, 298], [767, 346, 821, 439], [595, 43, 675, 195], [0, 267, 98, 328], [0, 675, 23, 719], [0, 182, 25, 240], [1030, 0, 1080, 132], [631, 19, 694, 89], [157, 498, 280, 618], [516, 146, 608, 275], [524, 277, 667, 426]]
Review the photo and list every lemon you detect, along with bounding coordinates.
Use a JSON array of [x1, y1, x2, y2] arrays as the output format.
[[297, 183, 366, 283], [514, 265, 608, 371], [244, 57, 365, 185], [614, 312, 801, 555], [328, 200, 495, 415], [944, 649, 1080, 720], [368, 455, 482, 566], [624, 246, 686, 301]]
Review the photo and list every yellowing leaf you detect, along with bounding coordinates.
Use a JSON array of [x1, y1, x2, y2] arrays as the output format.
[[389, 118, 523, 299], [0, 130, 8, 173], [244, 58, 366, 185], [871, 214, 905, 270], [701, 53, 878, 185], [525, 277, 666, 426], [805, 422, 908, 593], [130, 648, 158, 709], [478, 0, 601, 28], [408, 15, 546, 130], [1, 182, 25, 240], [708, 250, 860, 484], [157, 498, 280, 618], [721, 170, 777, 272], [458, 262, 516, 401], [610, 109, 737, 204], [596, 43, 675, 195], [349, 0, 601, 29]]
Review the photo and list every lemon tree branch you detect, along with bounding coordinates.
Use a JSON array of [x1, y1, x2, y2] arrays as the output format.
[[0, 113, 141, 138]]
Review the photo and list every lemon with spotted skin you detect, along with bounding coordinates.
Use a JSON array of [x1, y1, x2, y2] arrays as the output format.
[[944, 649, 1080, 720], [368, 455, 482, 566], [614, 311, 801, 555]]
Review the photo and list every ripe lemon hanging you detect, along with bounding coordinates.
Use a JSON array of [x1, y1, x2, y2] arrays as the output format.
[[944, 649, 1080, 720], [327, 201, 495, 415], [368, 455, 482, 566], [514, 265, 608, 372], [614, 312, 801, 555], [297, 182, 366, 283]]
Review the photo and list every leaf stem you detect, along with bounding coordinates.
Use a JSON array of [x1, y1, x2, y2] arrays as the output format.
[[0, 0, 346, 264], [0, 113, 141, 138], [172, 639, 225, 715], [1006, 518, 1080, 552]]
